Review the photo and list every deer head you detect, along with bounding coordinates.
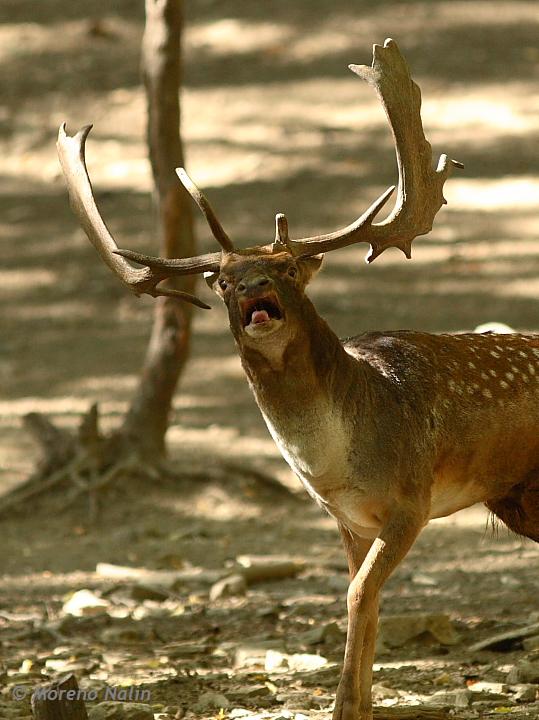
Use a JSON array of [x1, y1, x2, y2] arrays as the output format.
[[57, 39, 461, 325]]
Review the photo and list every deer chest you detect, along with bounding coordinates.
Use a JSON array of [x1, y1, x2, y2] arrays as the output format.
[[259, 402, 394, 538]]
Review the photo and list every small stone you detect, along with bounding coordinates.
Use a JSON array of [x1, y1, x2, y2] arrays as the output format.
[[377, 613, 459, 650], [433, 672, 452, 686], [469, 681, 508, 695], [130, 583, 169, 602], [234, 641, 285, 668], [192, 692, 230, 712], [209, 574, 247, 601], [429, 689, 472, 708], [229, 709, 252, 718], [100, 624, 150, 643], [298, 622, 342, 646], [512, 684, 538, 702], [265, 650, 327, 673], [63, 589, 109, 617], [88, 701, 154, 720], [507, 660, 539, 684], [372, 683, 400, 700], [523, 635, 539, 651]]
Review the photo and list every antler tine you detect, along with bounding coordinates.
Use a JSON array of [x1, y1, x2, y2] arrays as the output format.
[[290, 186, 395, 258], [273, 213, 291, 250], [175, 168, 235, 253], [288, 38, 462, 263], [57, 124, 215, 309]]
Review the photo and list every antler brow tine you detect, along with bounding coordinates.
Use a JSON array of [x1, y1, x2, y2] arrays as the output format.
[[175, 168, 235, 253]]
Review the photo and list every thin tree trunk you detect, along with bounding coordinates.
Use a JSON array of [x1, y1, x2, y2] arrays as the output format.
[[118, 0, 195, 459]]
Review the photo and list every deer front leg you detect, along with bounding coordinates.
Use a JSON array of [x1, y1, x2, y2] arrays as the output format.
[[337, 525, 377, 719], [333, 510, 426, 720]]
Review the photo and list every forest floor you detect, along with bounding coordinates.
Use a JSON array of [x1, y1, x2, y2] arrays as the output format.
[[0, 1, 538, 719]]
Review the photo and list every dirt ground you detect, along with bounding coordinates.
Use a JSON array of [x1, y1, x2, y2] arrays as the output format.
[[1, 1, 538, 719]]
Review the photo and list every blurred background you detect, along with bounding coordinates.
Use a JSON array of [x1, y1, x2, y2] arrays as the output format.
[[0, 1, 538, 718]]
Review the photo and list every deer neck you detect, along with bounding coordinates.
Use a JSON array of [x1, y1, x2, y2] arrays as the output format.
[[234, 297, 363, 492], [235, 297, 359, 432]]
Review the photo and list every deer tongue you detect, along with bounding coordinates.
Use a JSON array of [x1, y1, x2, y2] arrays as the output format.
[[251, 309, 270, 324]]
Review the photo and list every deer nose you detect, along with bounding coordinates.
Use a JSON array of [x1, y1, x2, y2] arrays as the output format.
[[237, 275, 272, 294]]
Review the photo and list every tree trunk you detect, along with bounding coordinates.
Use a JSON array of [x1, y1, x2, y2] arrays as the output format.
[[117, 0, 195, 459]]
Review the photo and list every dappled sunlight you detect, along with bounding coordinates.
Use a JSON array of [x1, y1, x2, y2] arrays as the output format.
[[449, 177, 539, 211], [188, 18, 292, 57], [0, 267, 57, 294], [9, 300, 100, 320], [423, 91, 539, 138]]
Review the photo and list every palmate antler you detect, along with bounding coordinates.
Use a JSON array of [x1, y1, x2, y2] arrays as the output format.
[[58, 39, 461, 307], [285, 38, 463, 262]]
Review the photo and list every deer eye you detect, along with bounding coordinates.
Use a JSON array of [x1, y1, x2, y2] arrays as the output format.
[[218, 278, 228, 290], [287, 266, 298, 279]]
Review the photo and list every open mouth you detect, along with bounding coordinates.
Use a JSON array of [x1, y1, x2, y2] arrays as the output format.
[[241, 294, 283, 328]]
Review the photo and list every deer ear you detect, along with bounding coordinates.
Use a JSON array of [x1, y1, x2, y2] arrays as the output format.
[[204, 271, 220, 291], [299, 254, 323, 283]]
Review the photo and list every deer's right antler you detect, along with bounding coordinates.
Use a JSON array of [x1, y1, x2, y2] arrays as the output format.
[[286, 38, 463, 262]]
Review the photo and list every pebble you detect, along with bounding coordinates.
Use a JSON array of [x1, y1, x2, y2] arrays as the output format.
[[130, 583, 170, 602], [297, 622, 342, 646], [372, 683, 400, 700], [63, 589, 109, 617], [429, 688, 472, 708], [265, 650, 328, 673], [523, 635, 539, 651], [234, 641, 285, 668], [210, 574, 247, 601], [468, 681, 508, 695], [377, 613, 459, 650], [507, 660, 539, 684], [192, 691, 230, 712], [512, 685, 538, 702]]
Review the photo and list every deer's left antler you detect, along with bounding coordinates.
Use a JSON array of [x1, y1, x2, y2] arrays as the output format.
[[57, 123, 220, 308]]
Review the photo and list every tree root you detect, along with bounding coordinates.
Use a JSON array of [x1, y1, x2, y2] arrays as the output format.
[[1, 403, 295, 519]]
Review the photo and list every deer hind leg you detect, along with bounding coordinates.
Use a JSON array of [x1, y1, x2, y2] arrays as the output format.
[[334, 512, 424, 720], [485, 471, 539, 543]]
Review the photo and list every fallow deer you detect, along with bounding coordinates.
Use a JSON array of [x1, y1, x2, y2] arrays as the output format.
[[58, 39, 539, 720]]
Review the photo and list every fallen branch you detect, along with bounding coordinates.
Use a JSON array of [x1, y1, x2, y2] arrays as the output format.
[[0, 453, 87, 516]]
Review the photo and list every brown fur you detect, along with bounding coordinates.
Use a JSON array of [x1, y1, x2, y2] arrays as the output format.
[[486, 471, 539, 542], [208, 251, 539, 720]]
